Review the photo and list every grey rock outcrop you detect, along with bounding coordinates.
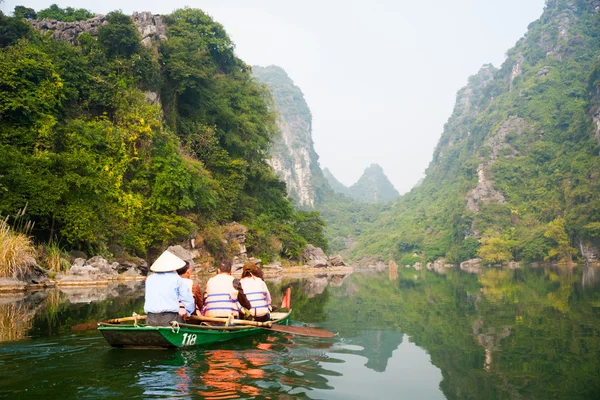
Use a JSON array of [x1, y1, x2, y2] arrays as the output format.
[[263, 261, 283, 272], [60, 255, 145, 284], [167, 245, 194, 266], [115, 256, 148, 275], [67, 264, 103, 276], [29, 16, 107, 43], [28, 12, 167, 48], [86, 255, 119, 275], [580, 240, 599, 264], [466, 116, 527, 216], [224, 223, 248, 256], [328, 254, 346, 267], [132, 12, 167, 47], [302, 244, 328, 268]]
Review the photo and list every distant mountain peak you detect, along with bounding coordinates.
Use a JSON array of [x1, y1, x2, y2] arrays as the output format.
[[350, 164, 400, 204]]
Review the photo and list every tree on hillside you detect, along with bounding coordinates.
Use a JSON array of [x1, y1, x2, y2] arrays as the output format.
[[478, 236, 513, 265], [544, 218, 577, 264], [13, 6, 36, 19], [36, 4, 93, 22]]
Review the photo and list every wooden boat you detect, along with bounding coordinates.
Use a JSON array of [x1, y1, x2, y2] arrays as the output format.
[[98, 311, 292, 349]]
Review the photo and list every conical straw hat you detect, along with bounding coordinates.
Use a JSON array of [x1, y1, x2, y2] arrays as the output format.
[[150, 250, 186, 272]]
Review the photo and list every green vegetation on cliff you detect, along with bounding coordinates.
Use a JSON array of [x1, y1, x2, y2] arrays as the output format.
[[0, 6, 325, 265], [349, 0, 600, 264]]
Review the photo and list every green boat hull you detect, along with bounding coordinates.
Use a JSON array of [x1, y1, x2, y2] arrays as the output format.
[[98, 312, 291, 349]]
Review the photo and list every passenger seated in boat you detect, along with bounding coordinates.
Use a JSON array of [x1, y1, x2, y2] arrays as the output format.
[[239, 261, 272, 322], [176, 262, 203, 316], [144, 250, 195, 326], [201, 260, 252, 319]]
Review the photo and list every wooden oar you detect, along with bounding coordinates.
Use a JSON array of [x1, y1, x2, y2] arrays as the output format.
[[185, 315, 335, 338], [72, 315, 147, 332], [106, 315, 147, 323], [266, 324, 335, 338]]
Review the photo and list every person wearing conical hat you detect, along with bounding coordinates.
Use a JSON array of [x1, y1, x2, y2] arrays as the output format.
[[144, 250, 195, 326], [239, 261, 272, 322]]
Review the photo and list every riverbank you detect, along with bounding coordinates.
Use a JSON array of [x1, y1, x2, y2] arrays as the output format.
[[0, 265, 354, 294]]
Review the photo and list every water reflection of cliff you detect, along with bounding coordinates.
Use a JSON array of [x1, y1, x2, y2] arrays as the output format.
[[342, 330, 404, 372], [324, 266, 600, 400]]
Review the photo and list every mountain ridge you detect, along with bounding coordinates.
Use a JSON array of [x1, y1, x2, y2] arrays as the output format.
[[350, 0, 600, 265]]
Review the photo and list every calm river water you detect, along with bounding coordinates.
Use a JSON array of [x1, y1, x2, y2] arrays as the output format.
[[1, 266, 600, 399]]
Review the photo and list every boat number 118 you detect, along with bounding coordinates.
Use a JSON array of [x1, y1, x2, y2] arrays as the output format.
[[181, 333, 197, 346]]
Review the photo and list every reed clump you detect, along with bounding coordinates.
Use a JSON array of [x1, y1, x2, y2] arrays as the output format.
[[39, 242, 70, 272], [0, 207, 37, 279]]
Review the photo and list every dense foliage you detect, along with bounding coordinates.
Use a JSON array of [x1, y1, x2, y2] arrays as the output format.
[[348, 0, 600, 264], [38, 4, 93, 21], [0, 6, 325, 262]]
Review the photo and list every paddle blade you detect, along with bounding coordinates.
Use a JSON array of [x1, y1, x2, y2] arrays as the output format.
[[269, 324, 335, 338], [71, 321, 100, 332], [281, 287, 291, 309]]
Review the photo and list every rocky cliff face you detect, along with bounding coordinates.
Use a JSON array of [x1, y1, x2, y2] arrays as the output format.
[[28, 12, 167, 47], [252, 66, 322, 207]]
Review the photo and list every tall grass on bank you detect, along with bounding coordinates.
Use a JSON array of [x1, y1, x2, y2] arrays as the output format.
[[41, 241, 70, 272], [0, 214, 37, 279]]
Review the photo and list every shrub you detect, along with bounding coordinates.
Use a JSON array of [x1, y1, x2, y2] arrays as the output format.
[[0, 216, 36, 278]]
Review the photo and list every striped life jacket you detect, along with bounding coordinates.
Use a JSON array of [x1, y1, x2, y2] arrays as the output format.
[[240, 276, 271, 317], [202, 274, 241, 317]]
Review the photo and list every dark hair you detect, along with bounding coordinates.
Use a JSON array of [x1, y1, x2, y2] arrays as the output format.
[[176, 262, 190, 276], [218, 260, 232, 273]]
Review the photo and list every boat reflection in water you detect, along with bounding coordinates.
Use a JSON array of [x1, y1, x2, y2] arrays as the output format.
[[135, 333, 339, 399], [195, 343, 279, 398]]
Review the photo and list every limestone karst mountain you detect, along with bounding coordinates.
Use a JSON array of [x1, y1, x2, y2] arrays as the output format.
[[252, 65, 322, 207], [349, 0, 600, 264], [253, 66, 399, 206], [0, 7, 328, 264], [348, 164, 400, 204], [324, 165, 400, 204]]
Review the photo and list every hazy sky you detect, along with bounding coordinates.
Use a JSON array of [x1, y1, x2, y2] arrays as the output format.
[[2, 0, 546, 193]]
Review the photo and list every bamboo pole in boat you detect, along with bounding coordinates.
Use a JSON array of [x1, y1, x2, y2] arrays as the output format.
[[185, 315, 335, 338], [185, 315, 273, 327]]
